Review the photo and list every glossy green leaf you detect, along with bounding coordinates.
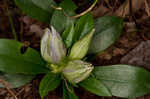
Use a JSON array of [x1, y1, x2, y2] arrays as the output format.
[[0, 72, 34, 88], [73, 13, 94, 42], [50, 0, 77, 33], [0, 39, 48, 74], [63, 81, 78, 99], [39, 73, 61, 99], [88, 16, 123, 54], [93, 65, 150, 98], [62, 23, 75, 48], [15, 0, 56, 23], [79, 76, 111, 96]]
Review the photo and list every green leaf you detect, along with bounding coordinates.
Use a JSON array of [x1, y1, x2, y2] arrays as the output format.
[[79, 76, 111, 96], [50, 0, 77, 33], [63, 81, 78, 99], [62, 23, 75, 48], [93, 65, 150, 98], [88, 16, 123, 54], [39, 73, 61, 99], [0, 72, 34, 88], [15, 0, 56, 23], [62, 13, 94, 48], [0, 39, 48, 74], [73, 13, 94, 42]]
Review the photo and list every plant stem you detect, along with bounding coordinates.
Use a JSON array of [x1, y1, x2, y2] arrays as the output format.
[[5, 0, 18, 40]]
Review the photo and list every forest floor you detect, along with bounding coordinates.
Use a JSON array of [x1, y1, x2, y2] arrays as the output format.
[[0, 0, 150, 99]]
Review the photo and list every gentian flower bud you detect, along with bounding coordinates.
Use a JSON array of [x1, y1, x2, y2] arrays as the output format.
[[41, 27, 66, 64], [68, 29, 95, 60], [62, 60, 94, 84]]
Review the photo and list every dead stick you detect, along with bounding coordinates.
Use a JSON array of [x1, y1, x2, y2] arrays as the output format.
[[51, 0, 98, 19], [145, 0, 150, 16], [71, 0, 98, 18], [0, 79, 18, 99]]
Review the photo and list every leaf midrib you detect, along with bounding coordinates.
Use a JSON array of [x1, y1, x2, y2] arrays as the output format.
[[96, 77, 147, 84]]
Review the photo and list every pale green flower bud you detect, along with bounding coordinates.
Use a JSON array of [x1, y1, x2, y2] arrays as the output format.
[[41, 27, 66, 64], [68, 29, 95, 60], [62, 60, 94, 84]]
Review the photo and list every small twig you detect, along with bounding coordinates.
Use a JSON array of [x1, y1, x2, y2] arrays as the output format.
[[51, 5, 70, 18], [0, 79, 18, 99], [71, 0, 98, 18], [144, 0, 150, 16], [104, 0, 113, 9], [51, 5, 62, 10], [4, 0, 18, 40], [51, 0, 98, 19], [16, 87, 25, 96], [121, 0, 129, 17]]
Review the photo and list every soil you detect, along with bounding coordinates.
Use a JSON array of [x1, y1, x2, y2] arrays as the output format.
[[0, 0, 150, 99]]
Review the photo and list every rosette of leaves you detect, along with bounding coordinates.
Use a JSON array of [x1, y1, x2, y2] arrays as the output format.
[[0, 0, 150, 98], [0, 19, 150, 98]]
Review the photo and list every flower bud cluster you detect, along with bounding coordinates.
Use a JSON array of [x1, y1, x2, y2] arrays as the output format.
[[41, 26, 95, 84]]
